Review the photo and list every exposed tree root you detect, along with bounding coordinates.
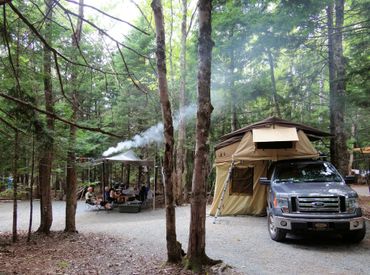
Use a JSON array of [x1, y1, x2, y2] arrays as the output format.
[[184, 253, 222, 272]]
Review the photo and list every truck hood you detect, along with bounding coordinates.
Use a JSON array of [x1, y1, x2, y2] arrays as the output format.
[[273, 182, 358, 198]]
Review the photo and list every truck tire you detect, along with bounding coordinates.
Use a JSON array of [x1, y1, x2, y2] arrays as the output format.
[[268, 213, 286, 242], [343, 224, 366, 243]]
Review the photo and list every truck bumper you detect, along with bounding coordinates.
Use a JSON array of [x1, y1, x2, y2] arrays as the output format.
[[273, 215, 365, 231]]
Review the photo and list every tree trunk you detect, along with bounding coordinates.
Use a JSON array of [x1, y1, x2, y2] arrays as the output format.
[[37, 0, 54, 234], [137, 165, 143, 189], [175, 0, 188, 206], [151, 0, 182, 263], [267, 49, 281, 117], [125, 164, 130, 186], [348, 122, 355, 175], [65, 0, 84, 232], [168, 0, 175, 92], [12, 131, 19, 243], [229, 28, 238, 131], [27, 134, 35, 242], [186, 0, 218, 271], [327, 0, 348, 176]]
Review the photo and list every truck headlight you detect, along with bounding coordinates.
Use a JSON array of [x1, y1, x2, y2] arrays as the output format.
[[274, 197, 289, 213], [347, 198, 359, 213]]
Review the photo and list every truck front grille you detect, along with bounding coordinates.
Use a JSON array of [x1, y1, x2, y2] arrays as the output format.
[[292, 196, 344, 213]]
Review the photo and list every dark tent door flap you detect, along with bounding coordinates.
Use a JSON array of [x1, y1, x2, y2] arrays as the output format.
[[230, 167, 254, 196]]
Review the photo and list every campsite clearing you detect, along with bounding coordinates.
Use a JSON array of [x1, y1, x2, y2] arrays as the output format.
[[0, 200, 369, 274]]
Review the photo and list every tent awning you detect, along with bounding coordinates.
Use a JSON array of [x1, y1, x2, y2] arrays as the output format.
[[252, 127, 299, 143]]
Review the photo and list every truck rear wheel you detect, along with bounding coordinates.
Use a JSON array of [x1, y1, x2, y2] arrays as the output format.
[[343, 224, 366, 243], [268, 213, 286, 242]]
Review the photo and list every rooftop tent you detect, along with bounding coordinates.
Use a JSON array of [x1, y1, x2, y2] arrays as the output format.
[[210, 117, 330, 217], [353, 147, 370, 154]]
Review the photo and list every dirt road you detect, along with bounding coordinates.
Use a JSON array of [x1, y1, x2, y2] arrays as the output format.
[[1, 201, 369, 274]]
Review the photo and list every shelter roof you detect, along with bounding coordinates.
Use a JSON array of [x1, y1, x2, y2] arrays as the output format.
[[215, 117, 331, 150], [101, 150, 153, 166]]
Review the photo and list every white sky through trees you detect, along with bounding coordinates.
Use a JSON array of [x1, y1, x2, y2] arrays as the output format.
[[71, 0, 141, 43]]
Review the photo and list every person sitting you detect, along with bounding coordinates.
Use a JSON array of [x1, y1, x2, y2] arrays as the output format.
[[104, 187, 112, 202], [147, 188, 153, 200], [139, 185, 147, 202], [86, 186, 112, 210], [97, 194, 112, 210], [85, 186, 97, 205]]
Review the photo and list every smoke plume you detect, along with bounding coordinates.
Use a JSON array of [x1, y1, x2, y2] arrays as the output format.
[[103, 104, 197, 156]]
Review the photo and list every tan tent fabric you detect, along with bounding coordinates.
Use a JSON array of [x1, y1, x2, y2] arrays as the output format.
[[233, 129, 319, 161], [220, 116, 331, 142], [215, 141, 240, 164], [353, 147, 370, 154], [252, 127, 298, 142], [210, 126, 320, 217], [209, 161, 268, 216]]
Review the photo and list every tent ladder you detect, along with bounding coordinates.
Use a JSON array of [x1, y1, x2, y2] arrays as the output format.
[[213, 161, 234, 224]]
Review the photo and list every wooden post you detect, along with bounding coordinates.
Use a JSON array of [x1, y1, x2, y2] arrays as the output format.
[[126, 164, 130, 187], [121, 163, 124, 184], [137, 165, 143, 189], [154, 164, 158, 193]]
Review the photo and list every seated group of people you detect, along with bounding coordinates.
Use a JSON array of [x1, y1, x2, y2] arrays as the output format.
[[85, 186, 112, 209], [85, 184, 153, 209]]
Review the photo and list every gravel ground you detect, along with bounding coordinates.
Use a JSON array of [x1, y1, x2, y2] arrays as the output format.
[[1, 200, 369, 274]]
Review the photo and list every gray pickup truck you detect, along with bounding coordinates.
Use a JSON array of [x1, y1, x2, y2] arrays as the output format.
[[260, 159, 366, 242]]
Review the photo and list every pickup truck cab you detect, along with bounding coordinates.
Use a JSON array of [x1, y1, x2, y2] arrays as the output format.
[[260, 159, 366, 242]]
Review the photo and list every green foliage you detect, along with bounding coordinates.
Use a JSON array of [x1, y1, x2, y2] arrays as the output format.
[[0, 0, 368, 188], [56, 260, 70, 269], [0, 189, 28, 200]]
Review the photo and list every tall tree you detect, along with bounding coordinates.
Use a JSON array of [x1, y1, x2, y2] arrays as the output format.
[[175, 0, 188, 205], [267, 48, 281, 117], [186, 0, 217, 271], [37, 0, 54, 234], [2, 0, 21, 242], [327, 0, 348, 175], [12, 131, 19, 242], [151, 0, 183, 263], [65, 0, 84, 232]]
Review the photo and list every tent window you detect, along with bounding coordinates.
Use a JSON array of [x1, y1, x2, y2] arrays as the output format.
[[230, 167, 254, 196], [256, 141, 294, 149]]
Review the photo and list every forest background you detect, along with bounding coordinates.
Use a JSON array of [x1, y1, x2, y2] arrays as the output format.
[[0, 0, 368, 222]]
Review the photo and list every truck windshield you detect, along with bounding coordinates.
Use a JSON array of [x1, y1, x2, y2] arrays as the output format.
[[274, 162, 342, 183]]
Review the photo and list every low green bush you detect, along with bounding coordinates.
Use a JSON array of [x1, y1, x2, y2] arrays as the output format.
[[0, 189, 29, 200]]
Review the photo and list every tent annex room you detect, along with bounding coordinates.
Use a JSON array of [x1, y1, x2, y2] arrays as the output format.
[[209, 117, 331, 217], [101, 150, 156, 210], [101, 150, 154, 188]]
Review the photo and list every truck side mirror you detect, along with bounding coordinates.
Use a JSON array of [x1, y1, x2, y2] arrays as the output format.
[[259, 177, 271, 185], [344, 175, 355, 184]]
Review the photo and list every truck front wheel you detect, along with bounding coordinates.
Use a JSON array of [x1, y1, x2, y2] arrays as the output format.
[[268, 213, 286, 242], [343, 224, 366, 243]]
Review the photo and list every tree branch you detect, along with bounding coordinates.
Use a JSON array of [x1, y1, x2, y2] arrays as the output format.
[[7, 2, 127, 77], [65, 0, 150, 36], [0, 92, 122, 138], [54, 1, 150, 60], [0, 116, 25, 134], [2, 4, 21, 92], [130, 0, 155, 33], [186, 5, 198, 37], [116, 43, 150, 94]]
